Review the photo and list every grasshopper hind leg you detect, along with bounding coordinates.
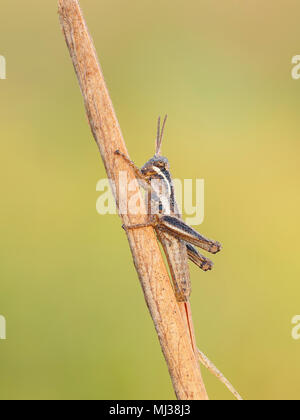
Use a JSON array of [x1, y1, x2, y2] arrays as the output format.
[[158, 215, 222, 254], [186, 244, 214, 272]]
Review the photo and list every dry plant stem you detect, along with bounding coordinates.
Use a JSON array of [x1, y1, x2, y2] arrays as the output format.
[[198, 349, 243, 401], [58, 0, 208, 400]]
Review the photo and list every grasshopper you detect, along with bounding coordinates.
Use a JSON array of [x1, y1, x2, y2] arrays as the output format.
[[115, 115, 221, 302], [115, 116, 243, 400]]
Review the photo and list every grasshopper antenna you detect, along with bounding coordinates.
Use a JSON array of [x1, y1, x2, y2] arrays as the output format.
[[156, 114, 168, 156], [156, 116, 161, 156]]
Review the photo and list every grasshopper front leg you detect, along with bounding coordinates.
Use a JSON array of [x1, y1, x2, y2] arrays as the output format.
[[115, 150, 152, 194], [115, 150, 145, 180]]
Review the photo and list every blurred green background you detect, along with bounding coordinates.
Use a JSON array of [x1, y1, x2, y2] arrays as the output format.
[[1, 0, 300, 400]]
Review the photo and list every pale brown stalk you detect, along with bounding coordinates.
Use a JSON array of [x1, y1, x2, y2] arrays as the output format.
[[58, 0, 208, 400]]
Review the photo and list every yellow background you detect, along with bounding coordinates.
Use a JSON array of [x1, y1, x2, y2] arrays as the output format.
[[1, 0, 300, 400]]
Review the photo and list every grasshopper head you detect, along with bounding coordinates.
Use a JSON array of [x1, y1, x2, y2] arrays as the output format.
[[141, 156, 170, 179]]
